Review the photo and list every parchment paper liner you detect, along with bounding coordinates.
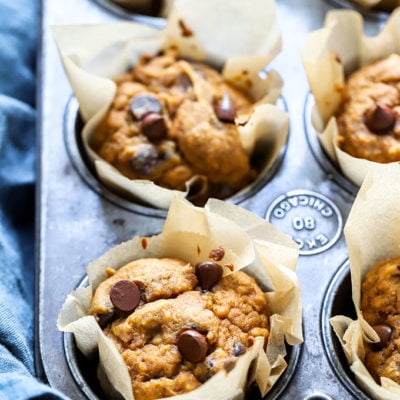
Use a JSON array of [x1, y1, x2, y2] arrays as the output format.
[[329, 163, 400, 399], [52, 0, 287, 209], [302, 8, 400, 187], [57, 197, 302, 400]]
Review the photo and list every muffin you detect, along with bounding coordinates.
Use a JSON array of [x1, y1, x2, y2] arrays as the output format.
[[92, 48, 256, 204], [53, 0, 288, 209], [361, 258, 400, 384], [58, 197, 302, 400], [90, 257, 270, 400], [302, 8, 400, 186], [335, 54, 400, 163]]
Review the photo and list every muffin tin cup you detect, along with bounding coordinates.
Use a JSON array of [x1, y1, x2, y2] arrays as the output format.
[[321, 260, 370, 400], [91, 0, 168, 26]]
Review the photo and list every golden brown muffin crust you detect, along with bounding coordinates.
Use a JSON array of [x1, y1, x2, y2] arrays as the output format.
[[361, 257, 400, 384], [90, 258, 269, 400]]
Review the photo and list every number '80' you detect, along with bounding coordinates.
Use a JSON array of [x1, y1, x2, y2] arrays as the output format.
[[292, 216, 315, 231]]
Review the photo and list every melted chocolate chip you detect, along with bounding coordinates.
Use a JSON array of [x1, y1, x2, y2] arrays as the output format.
[[214, 93, 236, 123], [195, 261, 223, 290], [371, 324, 392, 350], [233, 342, 247, 357], [177, 330, 208, 363], [363, 104, 395, 134], [130, 93, 162, 120], [130, 144, 158, 176], [97, 311, 115, 329], [141, 113, 168, 141], [109, 280, 140, 313]]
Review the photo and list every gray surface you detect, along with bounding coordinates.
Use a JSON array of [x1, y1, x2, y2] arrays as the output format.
[[36, 0, 387, 399]]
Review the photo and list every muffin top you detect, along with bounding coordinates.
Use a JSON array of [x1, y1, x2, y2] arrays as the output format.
[[361, 258, 400, 384], [90, 257, 270, 400], [336, 54, 400, 163], [92, 48, 256, 205]]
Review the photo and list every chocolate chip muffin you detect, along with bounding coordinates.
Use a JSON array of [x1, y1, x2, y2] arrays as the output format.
[[361, 258, 400, 383], [91, 48, 256, 205], [336, 54, 400, 163], [89, 257, 270, 400]]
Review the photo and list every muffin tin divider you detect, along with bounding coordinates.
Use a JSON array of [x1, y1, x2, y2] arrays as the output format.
[[36, 0, 383, 398]]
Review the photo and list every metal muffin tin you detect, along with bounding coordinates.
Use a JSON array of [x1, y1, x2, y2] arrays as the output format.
[[36, 0, 391, 398]]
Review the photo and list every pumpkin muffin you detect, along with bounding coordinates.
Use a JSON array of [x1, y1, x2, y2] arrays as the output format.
[[89, 257, 270, 400], [92, 48, 257, 204], [336, 54, 400, 163], [361, 257, 400, 383]]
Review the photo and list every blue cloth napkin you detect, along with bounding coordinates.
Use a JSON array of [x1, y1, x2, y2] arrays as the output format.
[[0, 1, 67, 398]]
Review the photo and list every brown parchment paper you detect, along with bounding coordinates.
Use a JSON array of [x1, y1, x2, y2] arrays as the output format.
[[57, 197, 302, 400], [330, 163, 400, 400], [302, 8, 400, 187], [52, 0, 287, 210]]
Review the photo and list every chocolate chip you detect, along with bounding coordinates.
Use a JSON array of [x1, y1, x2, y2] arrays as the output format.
[[130, 93, 162, 120], [195, 261, 223, 290], [130, 144, 158, 176], [177, 329, 208, 363], [209, 246, 225, 262], [214, 93, 236, 123], [363, 104, 395, 134], [233, 342, 247, 357], [141, 113, 167, 141], [96, 311, 115, 329], [371, 324, 392, 350], [109, 280, 140, 313]]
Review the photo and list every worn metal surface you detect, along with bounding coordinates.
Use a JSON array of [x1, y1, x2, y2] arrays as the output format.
[[36, 0, 387, 398]]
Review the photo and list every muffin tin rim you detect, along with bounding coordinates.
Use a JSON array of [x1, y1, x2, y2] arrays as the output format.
[[325, 0, 391, 19], [91, 0, 167, 28]]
